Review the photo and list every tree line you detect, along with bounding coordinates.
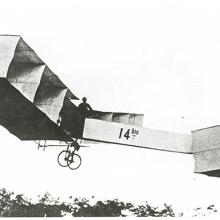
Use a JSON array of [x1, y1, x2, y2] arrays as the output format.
[[0, 188, 217, 217]]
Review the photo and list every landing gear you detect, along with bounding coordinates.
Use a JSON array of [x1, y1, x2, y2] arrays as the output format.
[[57, 150, 69, 167], [57, 141, 82, 170], [67, 153, 81, 170]]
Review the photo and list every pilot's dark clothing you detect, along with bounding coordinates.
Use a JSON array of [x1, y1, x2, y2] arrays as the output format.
[[77, 102, 93, 134], [78, 102, 93, 118]]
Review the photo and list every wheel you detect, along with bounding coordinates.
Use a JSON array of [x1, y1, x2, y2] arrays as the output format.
[[67, 153, 82, 170], [57, 150, 71, 167]]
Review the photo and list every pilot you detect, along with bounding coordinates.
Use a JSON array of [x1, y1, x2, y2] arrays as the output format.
[[78, 97, 93, 118]]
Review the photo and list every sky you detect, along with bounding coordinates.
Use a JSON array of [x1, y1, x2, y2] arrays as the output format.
[[1, 0, 220, 214]]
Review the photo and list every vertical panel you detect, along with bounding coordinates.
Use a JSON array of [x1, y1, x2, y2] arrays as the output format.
[[112, 113, 130, 124], [192, 126, 220, 152], [129, 114, 144, 126], [34, 84, 68, 122], [95, 111, 113, 121], [0, 35, 20, 77], [7, 63, 46, 101], [192, 126, 220, 177]]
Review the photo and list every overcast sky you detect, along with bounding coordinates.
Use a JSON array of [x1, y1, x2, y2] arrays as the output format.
[[1, 0, 220, 214]]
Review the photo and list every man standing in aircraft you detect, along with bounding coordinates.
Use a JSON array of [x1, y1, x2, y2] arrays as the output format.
[[77, 97, 93, 134], [78, 97, 93, 119]]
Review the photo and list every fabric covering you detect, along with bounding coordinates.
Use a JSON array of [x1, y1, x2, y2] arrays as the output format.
[[0, 35, 78, 140], [192, 126, 220, 177], [93, 111, 144, 126], [83, 119, 192, 153]]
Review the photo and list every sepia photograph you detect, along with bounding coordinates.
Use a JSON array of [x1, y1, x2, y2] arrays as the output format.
[[0, 0, 220, 218]]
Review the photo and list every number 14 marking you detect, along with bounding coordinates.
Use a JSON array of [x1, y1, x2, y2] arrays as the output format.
[[119, 128, 130, 140]]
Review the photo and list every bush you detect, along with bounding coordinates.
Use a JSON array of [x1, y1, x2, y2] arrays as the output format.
[[0, 188, 217, 217]]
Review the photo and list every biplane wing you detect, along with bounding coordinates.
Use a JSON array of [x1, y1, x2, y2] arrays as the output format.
[[1, 35, 220, 177], [0, 35, 77, 141], [0, 78, 71, 141]]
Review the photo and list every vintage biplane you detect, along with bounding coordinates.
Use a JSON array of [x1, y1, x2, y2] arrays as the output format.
[[0, 35, 220, 176]]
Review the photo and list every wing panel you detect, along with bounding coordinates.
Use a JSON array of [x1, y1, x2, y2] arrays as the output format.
[[192, 126, 220, 152], [94, 111, 113, 121], [194, 148, 220, 173], [191, 126, 220, 177], [14, 38, 44, 64], [7, 63, 46, 101], [128, 114, 144, 126], [0, 35, 20, 77], [0, 35, 79, 141], [112, 113, 130, 124], [33, 66, 69, 122], [0, 78, 71, 141], [94, 111, 144, 126]]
